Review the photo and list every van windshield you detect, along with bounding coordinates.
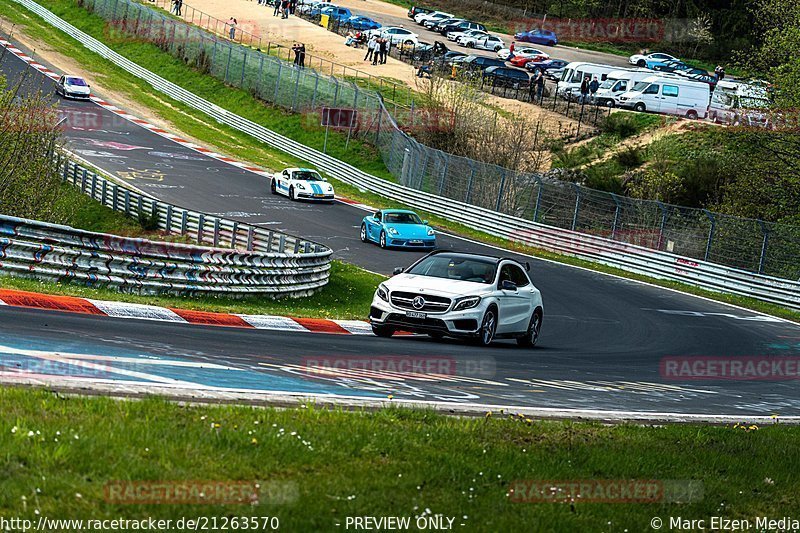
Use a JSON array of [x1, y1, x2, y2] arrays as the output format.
[[600, 78, 617, 89], [561, 68, 573, 82]]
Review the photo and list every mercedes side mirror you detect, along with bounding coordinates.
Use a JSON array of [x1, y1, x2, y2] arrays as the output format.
[[501, 280, 517, 291], [393, 267, 404, 275]]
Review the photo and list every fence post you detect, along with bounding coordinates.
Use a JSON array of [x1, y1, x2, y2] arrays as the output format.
[[610, 193, 621, 240], [124, 190, 131, 215], [224, 45, 233, 82], [80, 169, 88, 193], [495, 169, 507, 212], [112, 184, 119, 210], [213, 218, 220, 247], [437, 155, 449, 196], [758, 221, 770, 275], [465, 161, 476, 205], [240, 48, 248, 87], [180, 210, 188, 234], [532, 175, 543, 223], [374, 99, 383, 145], [292, 67, 301, 112], [279, 234, 286, 253], [246, 227, 254, 251], [703, 209, 716, 261], [571, 183, 582, 231], [166, 204, 173, 232], [101, 180, 108, 207], [274, 61, 283, 103], [311, 73, 319, 110], [231, 221, 238, 248], [256, 55, 264, 96], [197, 213, 205, 244], [652, 201, 667, 249]]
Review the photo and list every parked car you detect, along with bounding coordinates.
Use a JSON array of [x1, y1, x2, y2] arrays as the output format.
[[482, 66, 531, 89], [441, 50, 468, 66], [320, 6, 352, 21], [458, 33, 504, 52], [514, 28, 558, 46], [55, 75, 91, 99], [497, 46, 547, 61], [649, 59, 708, 77], [455, 55, 507, 76], [447, 28, 485, 42], [508, 50, 550, 68], [308, 2, 336, 16], [525, 58, 569, 72], [431, 17, 463, 32], [369, 251, 544, 347], [407, 6, 432, 19], [545, 67, 565, 81], [438, 20, 485, 35], [618, 75, 710, 119], [423, 14, 453, 28], [347, 15, 381, 31], [629, 52, 678, 68], [368, 26, 419, 46], [270, 168, 335, 202], [415, 10, 453, 25], [360, 209, 435, 249]]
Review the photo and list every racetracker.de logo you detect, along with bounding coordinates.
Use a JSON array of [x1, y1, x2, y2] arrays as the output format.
[[661, 356, 800, 381]]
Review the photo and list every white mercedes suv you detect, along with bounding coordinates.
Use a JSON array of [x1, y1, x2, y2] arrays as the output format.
[[369, 251, 543, 347]]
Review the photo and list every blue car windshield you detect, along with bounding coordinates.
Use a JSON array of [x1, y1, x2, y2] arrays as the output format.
[[384, 212, 423, 224], [407, 256, 496, 284], [294, 171, 323, 181]]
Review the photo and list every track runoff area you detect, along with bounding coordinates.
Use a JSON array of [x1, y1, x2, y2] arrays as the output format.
[[0, 37, 799, 422]]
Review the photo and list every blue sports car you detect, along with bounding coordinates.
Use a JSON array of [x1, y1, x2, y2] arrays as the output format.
[[360, 209, 436, 249], [348, 15, 382, 31], [514, 29, 558, 46]]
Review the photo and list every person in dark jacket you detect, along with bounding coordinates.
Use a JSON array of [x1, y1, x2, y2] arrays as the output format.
[[579, 76, 590, 104], [588, 75, 600, 103], [534, 68, 545, 101], [379, 38, 388, 64]]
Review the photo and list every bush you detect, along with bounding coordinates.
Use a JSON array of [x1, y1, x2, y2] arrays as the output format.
[[136, 207, 161, 231], [614, 146, 645, 169], [601, 112, 661, 138]]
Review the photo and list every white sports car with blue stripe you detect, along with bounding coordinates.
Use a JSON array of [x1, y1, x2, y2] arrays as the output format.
[[271, 168, 335, 202]]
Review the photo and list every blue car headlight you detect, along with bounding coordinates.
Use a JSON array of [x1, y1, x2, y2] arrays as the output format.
[[387, 227, 399, 236], [453, 296, 481, 311], [427, 227, 435, 236], [376, 283, 389, 302]]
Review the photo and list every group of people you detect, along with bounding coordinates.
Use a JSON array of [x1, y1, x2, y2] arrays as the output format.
[[714, 65, 726, 81], [269, 0, 297, 18], [364, 35, 390, 66], [227, 17, 237, 40], [171, 0, 182, 16], [292, 42, 307, 68], [579, 75, 601, 104]]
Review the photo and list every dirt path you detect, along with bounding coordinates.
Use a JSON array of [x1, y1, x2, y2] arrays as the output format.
[[182, 0, 579, 135]]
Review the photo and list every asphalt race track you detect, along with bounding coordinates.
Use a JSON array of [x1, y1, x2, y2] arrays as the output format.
[[2, 41, 800, 418]]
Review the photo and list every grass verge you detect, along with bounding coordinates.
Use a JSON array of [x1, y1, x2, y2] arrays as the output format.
[[0, 260, 384, 320], [3, 1, 797, 322], [1, 387, 798, 530]]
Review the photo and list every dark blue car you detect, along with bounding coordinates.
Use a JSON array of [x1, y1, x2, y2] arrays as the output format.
[[525, 58, 568, 72], [514, 29, 558, 46]]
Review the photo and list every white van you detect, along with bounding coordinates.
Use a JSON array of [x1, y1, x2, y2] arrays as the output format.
[[594, 68, 684, 107], [617, 75, 710, 119], [557, 62, 619, 100], [709, 80, 771, 126]]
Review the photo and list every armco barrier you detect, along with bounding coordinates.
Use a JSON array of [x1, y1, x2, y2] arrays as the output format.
[[14, 1, 800, 310], [0, 154, 332, 297]]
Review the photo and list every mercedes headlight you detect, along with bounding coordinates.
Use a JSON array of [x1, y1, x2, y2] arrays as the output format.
[[387, 227, 399, 236], [376, 283, 389, 302], [453, 295, 481, 311]]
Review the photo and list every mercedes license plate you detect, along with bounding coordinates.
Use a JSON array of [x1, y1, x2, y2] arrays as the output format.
[[406, 311, 427, 319]]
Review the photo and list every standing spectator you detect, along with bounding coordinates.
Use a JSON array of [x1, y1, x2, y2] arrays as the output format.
[[715, 65, 726, 81], [379, 37, 388, 64], [292, 43, 301, 66], [534, 68, 545, 101], [290, 0, 297, 15], [579, 75, 590, 104], [589, 75, 600, 104], [364, 35, 377, 62], [273, 0, 280, 16], [298, 43, 306, 68], [173, 0, 182, 16], [228, 18, 237, 40], [281, 0, 290, 19], [508, 41, 515, 61]]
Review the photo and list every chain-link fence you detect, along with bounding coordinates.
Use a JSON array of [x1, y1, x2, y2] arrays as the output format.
[[77, 0, 800, 280]]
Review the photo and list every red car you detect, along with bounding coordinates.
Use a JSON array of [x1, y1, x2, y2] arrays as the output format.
[[508, 51, 549, 67]]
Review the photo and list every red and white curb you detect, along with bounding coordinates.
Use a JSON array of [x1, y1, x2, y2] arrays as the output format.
[[0, 288, 373, 335]]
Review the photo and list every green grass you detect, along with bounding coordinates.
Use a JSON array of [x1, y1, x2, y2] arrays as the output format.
[[0, 260, 384, 319], [4, 0, 798, 322], [0, 387, 798, 530], [0, 0, 395, 182]]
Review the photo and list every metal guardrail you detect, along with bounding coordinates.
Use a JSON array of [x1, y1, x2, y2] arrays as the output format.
[[0, 153, 332, 297], [17, 0, 800, 310]]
